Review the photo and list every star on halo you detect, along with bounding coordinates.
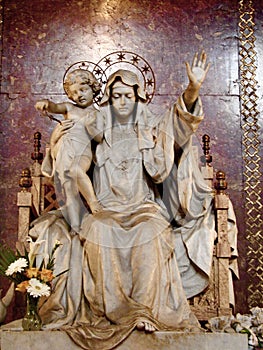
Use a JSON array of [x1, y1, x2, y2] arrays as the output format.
[[117, 52, 126, 61], [131, 55, 140, 65], [141, 65, 150, 73]]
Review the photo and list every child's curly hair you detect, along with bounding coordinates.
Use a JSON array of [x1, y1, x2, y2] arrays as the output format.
[[63, 69, 102, 98]]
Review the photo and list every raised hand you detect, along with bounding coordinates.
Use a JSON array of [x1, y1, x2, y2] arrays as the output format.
[[185, 50, 210, 89], [183, 50, 210, 111]]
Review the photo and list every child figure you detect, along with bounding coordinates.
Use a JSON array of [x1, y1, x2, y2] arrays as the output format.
[[35, 69, 103, 232]]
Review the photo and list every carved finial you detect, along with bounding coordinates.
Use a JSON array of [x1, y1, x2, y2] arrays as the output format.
[[214, 170, 227, 194], [201, 134, 212, 165], [19, 168, 32, 191], [31, 131, 43, 163]]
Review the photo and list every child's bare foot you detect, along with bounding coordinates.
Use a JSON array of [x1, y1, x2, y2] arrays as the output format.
[[136, 321, 156, 333]]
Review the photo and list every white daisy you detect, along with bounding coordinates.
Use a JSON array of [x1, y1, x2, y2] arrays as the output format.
[[27, 278, 51, 298], [5, 258, 28, 276]]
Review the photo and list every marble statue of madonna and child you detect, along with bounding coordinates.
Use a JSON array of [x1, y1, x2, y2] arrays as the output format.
[[31, 51, 238, 350]]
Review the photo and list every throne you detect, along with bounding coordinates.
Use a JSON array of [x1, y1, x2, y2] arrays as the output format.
[[15, 131, 237, 322]]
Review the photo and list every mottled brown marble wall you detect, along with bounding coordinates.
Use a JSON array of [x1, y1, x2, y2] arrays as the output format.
[[0, 0, 262, 322]]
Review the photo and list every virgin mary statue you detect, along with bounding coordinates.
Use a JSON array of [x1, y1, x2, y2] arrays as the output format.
[[29, 52, 237, 349]]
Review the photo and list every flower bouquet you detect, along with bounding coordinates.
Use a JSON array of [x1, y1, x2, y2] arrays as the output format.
[[0, 238, 68, 330]]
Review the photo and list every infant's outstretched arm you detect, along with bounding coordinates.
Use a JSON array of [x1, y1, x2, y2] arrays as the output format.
[[35, 99, 67, 115]]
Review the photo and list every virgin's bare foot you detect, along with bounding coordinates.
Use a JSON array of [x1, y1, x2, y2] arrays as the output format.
[[89, 201, 103, 214], [136, 321, 156, 333]]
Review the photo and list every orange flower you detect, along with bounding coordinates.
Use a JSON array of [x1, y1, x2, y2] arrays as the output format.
[[39, 269, 54, 283], [25, 267, 39, 278], [16, 280, 29, 293]]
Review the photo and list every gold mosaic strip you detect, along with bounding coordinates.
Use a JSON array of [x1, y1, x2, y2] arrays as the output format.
[[238, 0, 263, 308]]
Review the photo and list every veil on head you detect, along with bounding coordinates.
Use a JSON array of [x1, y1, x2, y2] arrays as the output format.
[[100, 69, 147, 105]]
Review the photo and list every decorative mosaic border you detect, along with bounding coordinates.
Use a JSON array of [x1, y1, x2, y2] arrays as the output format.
[[238, 0, 263, 308]]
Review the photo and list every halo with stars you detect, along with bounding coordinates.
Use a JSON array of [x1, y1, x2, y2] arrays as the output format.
[[96, 51, 156, 104]]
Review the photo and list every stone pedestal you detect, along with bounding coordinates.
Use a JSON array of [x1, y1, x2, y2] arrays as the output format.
[[0, 320, 248, 350]]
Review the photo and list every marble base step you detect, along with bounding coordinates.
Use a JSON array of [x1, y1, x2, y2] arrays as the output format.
[[0, 320, 248, 350]]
